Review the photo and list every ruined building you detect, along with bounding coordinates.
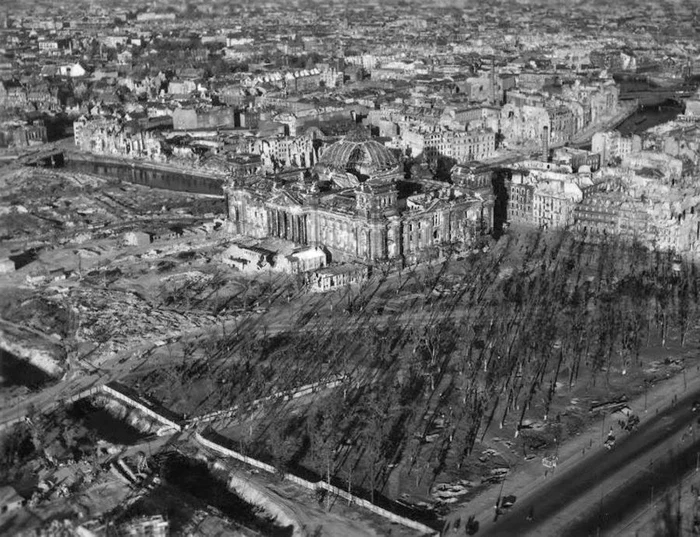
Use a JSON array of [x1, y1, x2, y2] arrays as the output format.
[[507, 167, 585, 229], [225, 129, 494, 265], [73, 116, 164, 161]]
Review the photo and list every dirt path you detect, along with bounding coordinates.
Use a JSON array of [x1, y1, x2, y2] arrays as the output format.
[[215, 461, 393, 537]]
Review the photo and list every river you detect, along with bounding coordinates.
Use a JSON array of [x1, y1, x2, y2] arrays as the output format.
[[616, 101, 684, 136], [63, 159, 226, 196], [612, 75, 690, 135]]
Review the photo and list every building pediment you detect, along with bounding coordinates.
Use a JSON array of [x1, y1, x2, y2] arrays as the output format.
[[268, 190, 304, 209]]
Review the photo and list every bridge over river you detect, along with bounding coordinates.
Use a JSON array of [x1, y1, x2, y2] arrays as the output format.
[[15, 145, 65, 167], [619, 87, 696, 106]]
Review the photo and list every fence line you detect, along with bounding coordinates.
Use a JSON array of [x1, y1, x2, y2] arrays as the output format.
[[101, 385, 182, 433], [0, 384, 181, 434], [193, 432, 438, 536], [189, 376, 345, 425], [2, 375, 345, 433], [1, 381, 436, 535]]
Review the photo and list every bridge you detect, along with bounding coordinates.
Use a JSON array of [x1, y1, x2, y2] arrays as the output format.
[[16, 146, 65, 167], [619, 88, 695, 106]]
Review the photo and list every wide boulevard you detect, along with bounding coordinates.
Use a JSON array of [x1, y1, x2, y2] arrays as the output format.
[[480, 384, 700, 536]]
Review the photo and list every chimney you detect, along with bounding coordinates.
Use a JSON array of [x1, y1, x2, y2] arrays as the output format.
[[542, 126, 549, 161]]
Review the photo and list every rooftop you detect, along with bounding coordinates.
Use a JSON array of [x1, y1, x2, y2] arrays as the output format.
[[318, 128, 399, 178]]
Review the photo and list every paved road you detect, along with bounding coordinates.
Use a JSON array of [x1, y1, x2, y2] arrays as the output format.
[[479, 386, 700, 537], [562, 434, 700, 537]]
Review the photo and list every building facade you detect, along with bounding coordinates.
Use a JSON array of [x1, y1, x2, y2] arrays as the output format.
[[73, 116, 164, 160], [401, 126, 497, 163], [226, 129, 494, 265], [591, 131, 642, 166], [507, 169, 584, 229], [573, 175, 700, 253]]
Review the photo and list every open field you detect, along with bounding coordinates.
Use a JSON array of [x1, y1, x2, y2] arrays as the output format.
[[118, 227, 700, 522]]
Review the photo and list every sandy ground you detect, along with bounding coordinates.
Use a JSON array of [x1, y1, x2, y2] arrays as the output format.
[[209, 453, 424, 537]]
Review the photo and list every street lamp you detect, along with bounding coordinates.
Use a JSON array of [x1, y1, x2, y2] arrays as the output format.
[[644, 380, 648, 411]]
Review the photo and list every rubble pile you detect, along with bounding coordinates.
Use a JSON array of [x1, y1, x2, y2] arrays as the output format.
[[71, 286, 234, 353]]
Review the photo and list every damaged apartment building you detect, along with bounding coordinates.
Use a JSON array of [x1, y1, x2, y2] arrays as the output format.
[[73, 116, 165, 160]]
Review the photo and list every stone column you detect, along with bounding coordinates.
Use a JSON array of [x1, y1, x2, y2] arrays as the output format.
[[375, 229, 383, 260], [308, 214, 316, 246], [404, 223, 411, 256], [310, 214, 317, 246]]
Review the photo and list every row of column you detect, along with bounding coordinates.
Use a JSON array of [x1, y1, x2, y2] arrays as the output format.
[[358, 227, 389, 260], [268, 208, 308, 244]]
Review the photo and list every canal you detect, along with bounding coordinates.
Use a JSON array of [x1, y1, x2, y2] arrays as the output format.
[[64, 159, 226, 196]]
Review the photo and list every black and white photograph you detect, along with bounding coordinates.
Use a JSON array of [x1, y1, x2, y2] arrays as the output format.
[[0, 0, 699, 535]]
